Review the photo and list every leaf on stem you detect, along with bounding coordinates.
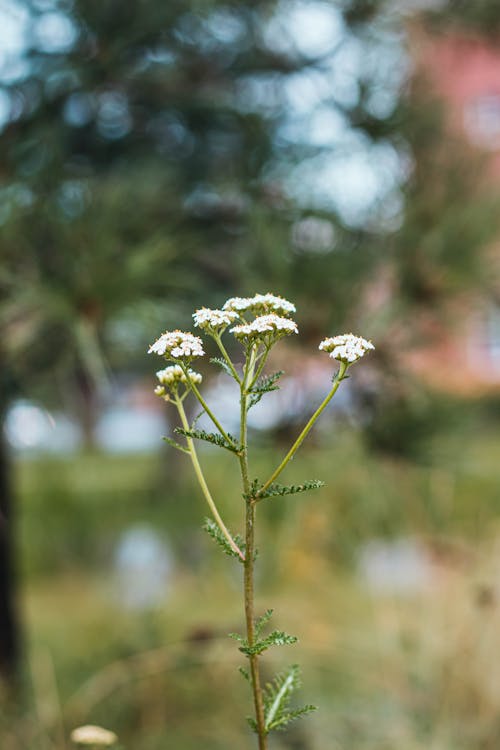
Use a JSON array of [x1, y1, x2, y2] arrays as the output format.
[[248, 370, 284, 408], [175, 427, 241, 454], [162, 436, 190, 454], [255, 608, 274, 637], [256, 479, 325, 500], [203, 518, 245, 561], [210, 357, 236, 379], [262, 664, 317, 734], [234, 629, 297, 657]]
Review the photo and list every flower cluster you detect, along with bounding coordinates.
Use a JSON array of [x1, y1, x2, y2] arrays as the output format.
[[319, 333, 375, 364], [231, 314, 298, 342], [193, 307, 239, 333], [154, 365, 203, 397], [148, 330, 204, 359], [71, 725, 117, 747], [223, 293, 296, 317]]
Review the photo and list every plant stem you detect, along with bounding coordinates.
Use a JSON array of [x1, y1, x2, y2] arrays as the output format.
[[239, 361, 267, 749], [214, 334, 242, 384], [179, 363, 237, 449], [258, 362, 348, 497], [247, 345, 271, 391], [175, 395, 245, 561]]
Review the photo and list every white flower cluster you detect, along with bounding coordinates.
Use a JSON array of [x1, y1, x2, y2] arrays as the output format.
[[223, 292, 296, 317], [70, 725, 118, 747], [193, 307, 239, 332], [319, 333, 375, 364], [148, 330, 204, 359], [154, 365, 202, 398], [231, 314, 298, 341]]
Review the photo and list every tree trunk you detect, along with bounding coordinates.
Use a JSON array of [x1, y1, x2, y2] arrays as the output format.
[[0, 403, 20, 684]]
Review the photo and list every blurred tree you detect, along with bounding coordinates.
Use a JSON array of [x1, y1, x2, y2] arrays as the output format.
[[0, 0, 407, 680]]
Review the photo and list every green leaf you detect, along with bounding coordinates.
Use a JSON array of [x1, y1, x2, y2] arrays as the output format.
[[162, 436, 190, 454], [248, 370, 284, 408], [203, 519, 245, 562], [268, 704, 317, 732], [255, 608, 273, 637], [262, 664, 316, 734], [210, 357, 236, 379], [238, 666, 250, 682], [246, 717, 258, 733], [238, 629, 297, 656], [256, 479, 325, 500], [175, 427, 240, 453]]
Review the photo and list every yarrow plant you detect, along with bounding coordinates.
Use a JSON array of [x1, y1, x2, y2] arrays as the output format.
[[148, 293, 374, 749]]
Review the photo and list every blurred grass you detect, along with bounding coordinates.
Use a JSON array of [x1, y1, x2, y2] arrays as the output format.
[[4, 427, 500, 748]]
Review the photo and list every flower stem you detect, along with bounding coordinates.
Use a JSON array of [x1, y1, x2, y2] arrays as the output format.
[[175, 395, 245, 561], [180, 363, 237, 449], [239, 362, 267, 749], [258, 362, 348, 497], [214, 334, 242, 384]]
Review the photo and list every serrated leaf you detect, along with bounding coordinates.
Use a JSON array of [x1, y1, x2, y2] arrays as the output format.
[[162, 436, 190, 454], [203, 518, 245, 562], [239, 629, 297, 656], [255, 609, 273, 637], [247, 717, 258, 733], [239, 667, 250, 682], [228, 631, 245, 643], [175, 427, 240, 453], [256, 479, 325, 500], [263, 664, 306, 734], [267, 704, 317, 732], [210, 357, 237, 379], [248, 370, 284, 408]]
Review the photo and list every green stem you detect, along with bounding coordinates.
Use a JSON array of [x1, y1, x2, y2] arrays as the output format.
[[258, 362, 348, 497], [239, 357, 267, 750], [214, 333, 241, 384], [180, 363, 237, 449], [247, 345, 271, 391], [175, 395, 245, 562]]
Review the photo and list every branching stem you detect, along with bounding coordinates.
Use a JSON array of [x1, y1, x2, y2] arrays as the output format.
[[258, 361, 348, 496], [180, 363, 237, 449], [175, 395, 245, 561]]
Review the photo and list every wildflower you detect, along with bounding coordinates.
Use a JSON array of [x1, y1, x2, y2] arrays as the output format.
[[156, 365, 202, 392], [70, 725, 117, 746], [319, 333, 374, 364], [231, 314, 298, 342], [223, 292, 296, 317], [193, 307, 239, 333], [148, 330, 204, 359]]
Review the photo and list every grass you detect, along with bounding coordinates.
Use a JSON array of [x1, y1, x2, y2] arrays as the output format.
[[3, 427, 500, 748]]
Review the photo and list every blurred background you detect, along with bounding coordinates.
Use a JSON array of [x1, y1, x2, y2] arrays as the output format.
[[1, 0, 500, 747]]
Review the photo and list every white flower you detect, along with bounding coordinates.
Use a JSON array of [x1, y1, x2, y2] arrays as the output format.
[[193, 307, 239, 332], [148, 330, 204, 359], [222, 296, 253, 312], [231, 314, 298, 341], [319, 333, 375, 364], [223, 292, 296, 317], [156, 365, 202, 390], [70, 725, 118, 746]]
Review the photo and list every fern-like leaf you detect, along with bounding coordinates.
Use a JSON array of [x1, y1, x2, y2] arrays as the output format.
[[203, 518, 245, 562], [268, 704, 317, 732], [175, 427, 240, 453], [238, 629, 297, 656], [248, 371, 284, 408], [256, 479, 325, 500], [255, 609, 273, 637], [210, 356, 237, 379], [262, 664, 315, 733], [162, 436, 190, 454]]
